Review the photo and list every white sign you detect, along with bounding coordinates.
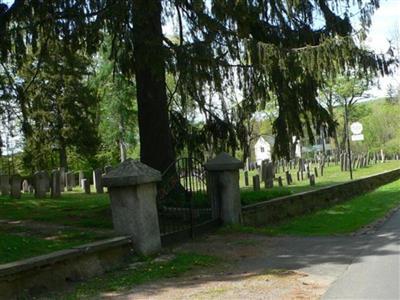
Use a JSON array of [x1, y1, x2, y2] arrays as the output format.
[[350, 122, 363, 135], [352, 134, 364, 141]]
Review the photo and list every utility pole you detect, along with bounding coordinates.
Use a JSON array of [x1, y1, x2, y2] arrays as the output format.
[[344, 101, 353, 180]]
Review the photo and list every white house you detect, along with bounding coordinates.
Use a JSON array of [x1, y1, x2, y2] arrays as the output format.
[[254, 135, 275, 166]]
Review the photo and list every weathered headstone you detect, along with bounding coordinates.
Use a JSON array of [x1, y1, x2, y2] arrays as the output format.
[[297, 171, 300, 181], [309, 174, 316, 186], [10, 175, 21, 199], [22, 179, 29, 193], [78, 170, 85, 188], [93, 168, 104, 193], [314, 167, 318, 178], [66, 172, 73, 191], [265, 162, 274, 188], [285, 171, 291, 185], [278, 176, 283, 187], [34, 171, 48, 198], [0, 175, 10, 196], [320, 165, 324, 177], [252, 175, 260, 191], [51, 170, 61, 198], [244, 171, 249, 186], [82, 178, 91, 194]]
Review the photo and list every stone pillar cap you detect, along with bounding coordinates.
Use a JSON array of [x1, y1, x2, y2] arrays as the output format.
[[204, 152, 244, 171], [103, 159, 161, 187]]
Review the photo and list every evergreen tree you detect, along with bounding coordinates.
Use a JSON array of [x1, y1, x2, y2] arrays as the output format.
[[0, 0, 392, 169], [18, 40, 99, 171]]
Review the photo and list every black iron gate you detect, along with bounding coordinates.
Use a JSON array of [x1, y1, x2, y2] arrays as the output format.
[[157, 157, 219, 242]]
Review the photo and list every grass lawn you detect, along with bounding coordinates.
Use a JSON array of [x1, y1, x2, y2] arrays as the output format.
[[0, 230, 110, 264], [40, 252, 218, 300], [0, 161, 398, 263], [228, 178, 400, 236], [0, 192, 111, 229], [239, 160, 400, 205]]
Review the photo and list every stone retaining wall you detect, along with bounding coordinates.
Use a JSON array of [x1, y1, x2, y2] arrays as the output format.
[[242, 168, 400, 227], [0, 237, 133, 300]]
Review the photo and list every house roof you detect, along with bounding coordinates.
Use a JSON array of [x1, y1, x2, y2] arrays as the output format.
[[259, 135, 275, 146]]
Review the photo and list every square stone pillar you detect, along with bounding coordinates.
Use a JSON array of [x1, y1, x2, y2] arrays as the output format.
[[103, 159, 162, 255], [205, 152, 243, 225], [10, 175, 21, 199]]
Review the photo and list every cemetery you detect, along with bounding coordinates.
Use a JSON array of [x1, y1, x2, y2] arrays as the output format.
[[1, 0, 400, 299]]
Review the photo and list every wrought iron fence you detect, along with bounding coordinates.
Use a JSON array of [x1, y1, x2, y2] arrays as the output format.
[[157, 157, 216, 239]]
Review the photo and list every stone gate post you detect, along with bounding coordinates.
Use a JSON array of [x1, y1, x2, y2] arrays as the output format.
[[205, 152, 243, 225], [103, 159, 162, 255]]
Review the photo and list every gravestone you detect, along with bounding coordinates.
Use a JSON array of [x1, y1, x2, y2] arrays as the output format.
[[0, 175, 10, 196], [285, 171, 291, 185], [278, 176, 283, 187], [51, 170, 61, 198], [320, 165, 324, 177], [66, 172, 73, 191], [244, 171, 249, 186], [309, 174, 316, 186], [297, 171, 300, 181], [252, 175, 260, 191], [82, 178, 91, 194], [314, 167, 318, 178], [34, 171, 48, 198], [10, 175, 21, 199], [22, 179, 29, 193], [78, 170, 85, 188], [265, 162, 274, 188], [93, 168, 104, 193]]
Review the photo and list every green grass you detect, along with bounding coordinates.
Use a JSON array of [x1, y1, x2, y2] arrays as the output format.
[[0, 192, 112, 229], [41, 253, 218, 300], [229, 178, 400, 236], [239, 160, 400, 204], [0, 230, 109, 264]]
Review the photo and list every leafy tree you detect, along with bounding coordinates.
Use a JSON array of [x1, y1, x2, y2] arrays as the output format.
[[91, 46, 138, 165], [0, 0, 392, 170], [18, 40, 100, 172], [320, 75, 372, 151]]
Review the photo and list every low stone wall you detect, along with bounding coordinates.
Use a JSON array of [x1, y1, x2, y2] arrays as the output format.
[[242, 168, 400, 227], [0, 237, 134, 300]]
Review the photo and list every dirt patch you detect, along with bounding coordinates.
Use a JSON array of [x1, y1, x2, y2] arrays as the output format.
[[97, 233, 336, 300]]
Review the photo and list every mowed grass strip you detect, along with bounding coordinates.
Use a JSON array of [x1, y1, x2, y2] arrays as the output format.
[[0, 230, 109, 264], [0, 192, 112, 229], [41, 253, 218, 300], [228, 179, 400, 236], [239, 160, 400, 204]]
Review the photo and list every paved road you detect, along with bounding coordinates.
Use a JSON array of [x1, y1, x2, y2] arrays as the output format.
[[323, 210, 400, 300]]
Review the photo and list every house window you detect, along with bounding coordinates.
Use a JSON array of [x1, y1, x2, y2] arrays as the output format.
[[260, 147, 265, 153]]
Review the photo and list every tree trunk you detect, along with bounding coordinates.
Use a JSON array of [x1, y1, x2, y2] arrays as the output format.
[[59, 141, 68, 171], [119, 139, 127, 162], [132, 0, 175, 172]]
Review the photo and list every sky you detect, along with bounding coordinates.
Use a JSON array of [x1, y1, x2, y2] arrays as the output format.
[[364, 0, 400, 97]]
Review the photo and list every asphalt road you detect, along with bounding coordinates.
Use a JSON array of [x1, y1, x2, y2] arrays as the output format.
[[323, 210, 400, 300]]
